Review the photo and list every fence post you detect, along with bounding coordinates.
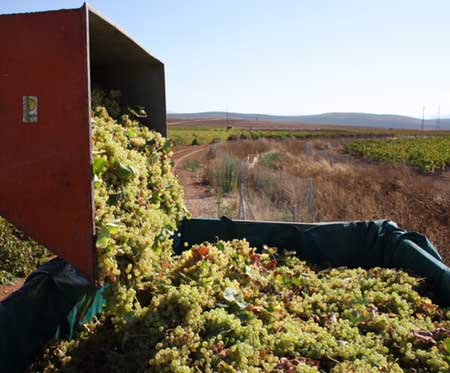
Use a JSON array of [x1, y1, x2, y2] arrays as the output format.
[[305, 177, 316, 221], [238, 161, 255, 220], [303, 142, 316, 221]]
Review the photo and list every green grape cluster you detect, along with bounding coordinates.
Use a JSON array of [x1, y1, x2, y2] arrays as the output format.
[[0, 216, 50, 284], [0, 269, 16, 285], [90, 89, 186, 324], [91, 87, 123, 119], [32, 240, 450, 372]]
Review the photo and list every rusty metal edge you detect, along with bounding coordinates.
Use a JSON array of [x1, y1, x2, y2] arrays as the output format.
[[82, 3, 97, 284], [0, 6, 84, 17]]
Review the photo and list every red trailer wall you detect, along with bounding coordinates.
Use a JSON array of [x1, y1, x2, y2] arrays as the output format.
[[0, 7, 95, 280]]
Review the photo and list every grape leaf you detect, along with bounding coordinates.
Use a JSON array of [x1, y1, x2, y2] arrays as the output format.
[[93, 158, 106, 176], [223, 287, 247, 309], [96, 235, 109, 249], [223, 287, 239, 303], [115, 162, 136, 181], [444, 338, 450, 355], [96, 223, 120, 249], [245, 265, 253, 277], [126, 129, 137, 138]]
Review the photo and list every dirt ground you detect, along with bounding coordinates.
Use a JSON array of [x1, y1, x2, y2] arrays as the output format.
[[0, 278, 25, 301], [173, 146, 217, 217], [173, 145, 238, 218]]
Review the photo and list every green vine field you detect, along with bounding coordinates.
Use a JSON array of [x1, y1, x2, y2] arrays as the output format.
[[346, 137, 450, 172]]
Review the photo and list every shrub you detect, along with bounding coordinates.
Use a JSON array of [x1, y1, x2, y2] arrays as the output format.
[[260, 151, 282, 169], [191, 136, 200, 145], [183, 159, 201, 172], [207, 156, 240, 194]]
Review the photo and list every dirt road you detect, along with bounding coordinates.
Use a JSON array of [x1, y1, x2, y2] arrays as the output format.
[[172, 145, 225, 217], [173, 145, 208, 170]]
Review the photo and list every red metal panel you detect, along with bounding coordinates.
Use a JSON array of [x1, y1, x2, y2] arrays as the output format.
[[0, 7, 95, 280]]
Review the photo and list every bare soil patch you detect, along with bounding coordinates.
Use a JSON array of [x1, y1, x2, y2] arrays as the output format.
[[173, 146, 222, 217], [0, 278, 25, 301]]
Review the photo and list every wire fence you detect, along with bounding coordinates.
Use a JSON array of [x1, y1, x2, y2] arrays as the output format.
[[237, 160, 316, 222], [237, 162, 255, 220], [211, 141, 318, 222]]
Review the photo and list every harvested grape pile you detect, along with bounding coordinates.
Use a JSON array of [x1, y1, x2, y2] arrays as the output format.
[[0, 216, 50, 285], [32, 240, 450, 372], [90, 89, 185, 323]]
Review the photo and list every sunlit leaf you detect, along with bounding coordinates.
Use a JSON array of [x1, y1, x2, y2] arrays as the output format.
[[93, 158, 106, 176], [115, 161, 136, 181], [444, 338, 450, 355], [223, 287, 238, 303]]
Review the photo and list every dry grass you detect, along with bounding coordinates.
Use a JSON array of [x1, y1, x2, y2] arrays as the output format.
[[310, 165, 450, 262], [202, 139, 450, 264], [217, 139, 274, 158]]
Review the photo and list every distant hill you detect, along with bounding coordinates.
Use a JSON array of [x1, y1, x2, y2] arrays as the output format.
[[168, 111, 450, 131]]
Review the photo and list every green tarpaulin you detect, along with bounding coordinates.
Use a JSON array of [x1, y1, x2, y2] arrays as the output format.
[[0, 259, 105, 373]]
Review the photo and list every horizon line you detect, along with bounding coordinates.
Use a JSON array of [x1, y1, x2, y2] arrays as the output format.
[[167, 110, 450, 121]]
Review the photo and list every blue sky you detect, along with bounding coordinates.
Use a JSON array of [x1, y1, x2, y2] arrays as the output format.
[[2, 1, 449, 117]]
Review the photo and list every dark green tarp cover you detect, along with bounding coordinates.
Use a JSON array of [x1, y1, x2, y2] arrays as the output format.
[[0, 259, 106, 373], [1, 218, 449, 371]]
